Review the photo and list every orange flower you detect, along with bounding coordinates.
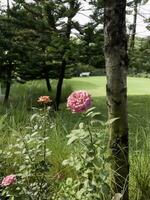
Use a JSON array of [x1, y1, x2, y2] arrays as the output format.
[[37, 96, 52, 104]]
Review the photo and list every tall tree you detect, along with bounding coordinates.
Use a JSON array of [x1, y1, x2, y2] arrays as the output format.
[[4, 0, 12, 104], [10, 0, 53, 91], [0, 0, 17, 104], [129, 37, 150, 73], [55, 0, 80, 110], [130, 0, 138, 49], [129, 0, 149, 49], [11, 0, 81, 109], [104, 1, 129, 200]]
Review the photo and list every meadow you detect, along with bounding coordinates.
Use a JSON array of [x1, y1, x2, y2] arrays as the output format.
[[0, 76, 150, 200]]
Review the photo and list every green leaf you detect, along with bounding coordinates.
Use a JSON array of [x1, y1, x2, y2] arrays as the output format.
[[76, 188, 86, 199], [101, 183, 110, 194], [85, 107, 96, 114], [90, 112, 101, 118], [62, 159, 70, 166], [30, 113, 39, 122], [105, 117, 120, 125], [79, 122, 84, 129], [86, 111, 94, 117], [67, 135, 78, 145], [10, 196, 15, 200], [0, 114, 7, 130], [66, 178, 73, 185]]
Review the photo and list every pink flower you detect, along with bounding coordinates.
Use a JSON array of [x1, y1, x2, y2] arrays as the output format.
[[1, 175, 16, 187], [37, 96, 52, 104], [67, 90, 92, 113]]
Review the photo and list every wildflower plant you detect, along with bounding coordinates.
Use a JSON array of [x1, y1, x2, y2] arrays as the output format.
[[37, 96, 52, 105], [0, 91, 112, 200], [56, 91, 111, 200], [0, 102, 56, 199]]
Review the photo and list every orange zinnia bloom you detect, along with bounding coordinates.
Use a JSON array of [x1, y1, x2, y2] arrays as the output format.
[[37, 96, 52, 104]]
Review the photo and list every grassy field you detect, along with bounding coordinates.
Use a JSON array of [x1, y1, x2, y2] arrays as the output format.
[[0, 76, 150, 199], [66, 76, 150, 96], [0, 76, 149, 140]]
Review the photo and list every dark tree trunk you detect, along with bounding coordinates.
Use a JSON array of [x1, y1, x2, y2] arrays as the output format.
[[3, 0, 11, 105], [130, 0, 138, 50], [55, 1, 79, 110], [4, 66, 12, 104], [104, 1, 129, 200], [55, 18, 72, 110], [44, 67, 52, 92], [45, 77, 51, 92], [55, 59, 66, 110]]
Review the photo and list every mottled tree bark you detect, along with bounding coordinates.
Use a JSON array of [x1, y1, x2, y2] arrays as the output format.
[[104, 1, 129, 200]]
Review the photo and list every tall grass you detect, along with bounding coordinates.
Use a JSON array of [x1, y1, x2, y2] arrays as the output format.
[[130, 126, 150, 200]]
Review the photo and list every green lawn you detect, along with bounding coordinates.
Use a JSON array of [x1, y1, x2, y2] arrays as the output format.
[[65, 76, 150, 96]]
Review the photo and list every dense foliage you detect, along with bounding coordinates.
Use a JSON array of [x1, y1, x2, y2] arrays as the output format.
[[129, 37, 150, 75]]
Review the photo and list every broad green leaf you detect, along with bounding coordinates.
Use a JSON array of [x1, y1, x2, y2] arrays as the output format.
[[10, 196, 15, 200], [105, 117, 120, 125], [90, 112, 101, 118], [66, 178, 73, 185], [79, 122, 84, 129], [62, 159, 70, 166], [86, 111, 94, 117], [67, 135, 78, 145], [30, 113, 39, 121], [76, 188, 86, 199], [85, 107, 96, 114]]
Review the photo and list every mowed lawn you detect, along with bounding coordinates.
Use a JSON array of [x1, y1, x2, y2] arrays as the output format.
[[65, 76, 150, 96]]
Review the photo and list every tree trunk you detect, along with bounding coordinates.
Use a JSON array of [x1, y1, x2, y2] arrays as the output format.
[[104, 1, 129, 200], [0, 83, 2, 95], [45, 77, 51, 92], [130, 0, 138, 50], [55, 59, 66, 110], [44, 67, 52, 92], [55, 18, 72, 110], [3, 0, 11, 105], [4, 66, 12, 104]]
